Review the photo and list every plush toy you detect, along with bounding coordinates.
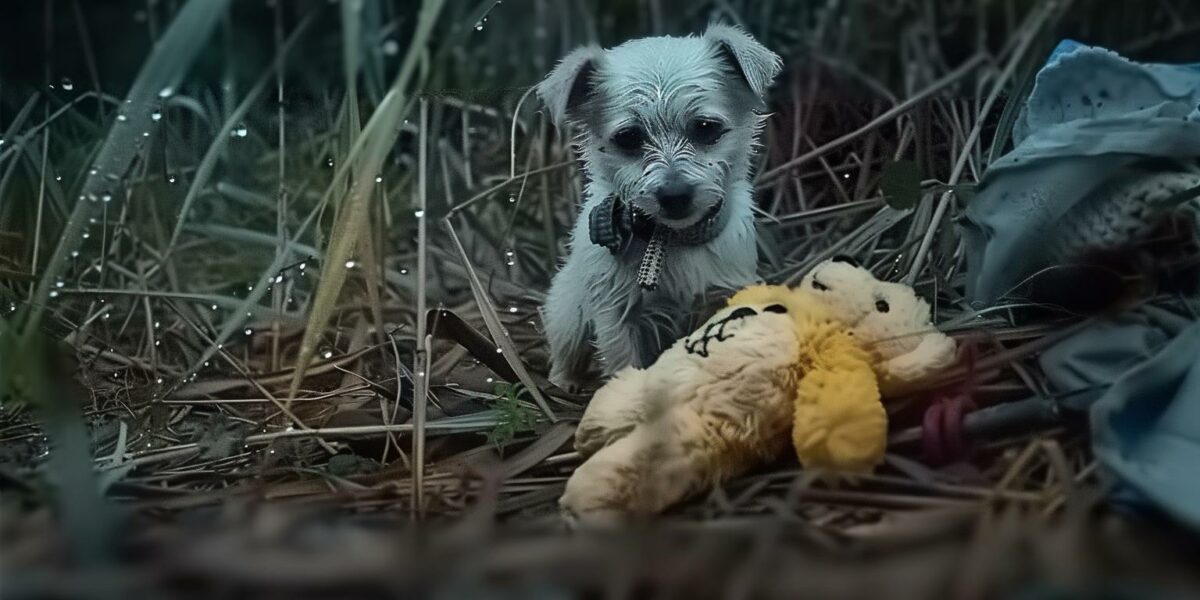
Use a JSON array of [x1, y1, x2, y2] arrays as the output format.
[[561, 257, 956, 523]]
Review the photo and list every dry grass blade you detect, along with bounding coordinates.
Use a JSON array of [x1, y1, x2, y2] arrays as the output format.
[[443, 219, 557, 422], [288, 0, 447, 402], [21, 0, 232, 336]]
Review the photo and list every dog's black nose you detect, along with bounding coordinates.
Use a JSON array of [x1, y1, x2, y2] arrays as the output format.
[[655, 181, 694, 218]]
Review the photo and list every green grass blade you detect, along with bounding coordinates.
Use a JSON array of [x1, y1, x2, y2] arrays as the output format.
[[21, 0, 232, 338], [288, 0, 447, 400]]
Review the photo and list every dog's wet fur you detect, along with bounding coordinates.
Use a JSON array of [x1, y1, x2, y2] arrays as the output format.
[[538, 25, 781, 387]]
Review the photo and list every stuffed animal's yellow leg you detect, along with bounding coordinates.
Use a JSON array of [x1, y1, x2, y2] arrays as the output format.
[[793, 331, 887, 473]]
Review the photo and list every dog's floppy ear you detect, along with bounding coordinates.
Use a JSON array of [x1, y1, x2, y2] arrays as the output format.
[[537, 45, 603, 127], [704, 24, 782, 102]]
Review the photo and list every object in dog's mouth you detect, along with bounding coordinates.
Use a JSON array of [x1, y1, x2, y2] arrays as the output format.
[[588, 193, 728, 290]]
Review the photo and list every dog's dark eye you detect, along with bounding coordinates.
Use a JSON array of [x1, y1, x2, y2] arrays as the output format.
[[764, 304, 787, 314], [875, 299, 890, 313], [612, 128, 646, 153], [811, 279, 829, 291], [689, 118, 726, 145]]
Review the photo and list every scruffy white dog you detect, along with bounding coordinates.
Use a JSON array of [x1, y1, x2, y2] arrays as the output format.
[[538, 24, 782, 387]]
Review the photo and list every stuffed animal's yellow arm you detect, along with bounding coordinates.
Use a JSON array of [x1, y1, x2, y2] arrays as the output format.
[[793, 329, 887, 473]]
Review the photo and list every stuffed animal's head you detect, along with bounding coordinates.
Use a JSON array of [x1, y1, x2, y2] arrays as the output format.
[[800, 257, 953, 365]]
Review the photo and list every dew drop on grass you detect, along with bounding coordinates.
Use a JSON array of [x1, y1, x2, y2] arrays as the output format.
[[167, 175, 176, 184], [326, 156, 335, 168], [233, 123, 248, 138], [345, 260, 357, 269], [375, 175, 383, 183], [60, 78, 74, 91], [158, 86, 174, 99], [116, 114, 128, 122], [151, 110, 162, 122], [414, 210, 425, 218]]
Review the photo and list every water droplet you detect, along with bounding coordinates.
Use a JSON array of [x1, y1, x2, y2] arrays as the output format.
[[326, 157, 335, 168], [60, 77, 74, 91], [323, 350, 333, 359], [399, 268, 408, 275], [273, 275, 284, 284], [414, 210, 425, 218], [49, 291, 59, 298], [486, 377, 494, 383], [474, 21, 484, 31], [158, 86, 175, 99], [101, 193, 113, 203], [82, 232, 91, 239], [298, 262, 306, 271], [244, 328, 253, 336], [495, 348, 503, 354], [345, 260, 357, 269], [508, 306, 518, 313], [89, 168, 98, 176], [211, 304, 219, 311], [232, 123, 248, 138], [70, 251, 79, 258], [116, 114, 128, 122], [55, 281, 64, 288], [507, 195, 516, 203], [167, 175, 177, 184], [151, 110, 162, 122], [375, 175, 383, 183]]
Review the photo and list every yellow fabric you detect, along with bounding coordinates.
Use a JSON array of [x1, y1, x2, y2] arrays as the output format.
[[731, 286, 888, 472], [792, 329, 886, 472]]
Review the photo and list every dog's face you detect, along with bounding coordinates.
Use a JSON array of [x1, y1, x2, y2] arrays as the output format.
[[538, 25, 781, 230]]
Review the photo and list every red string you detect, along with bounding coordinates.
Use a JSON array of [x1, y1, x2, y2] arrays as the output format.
[[921, 340, 979, 466]]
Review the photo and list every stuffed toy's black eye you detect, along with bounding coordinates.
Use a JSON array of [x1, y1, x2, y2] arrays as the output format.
[[875, 299, 890, 313], [831, 255, 860, 267], [728, 307, 757, 320], [689, 118, 727, 145], [811, 279, 829, 291], [764, 304, 788, 314], [612, 128, 646, 153]]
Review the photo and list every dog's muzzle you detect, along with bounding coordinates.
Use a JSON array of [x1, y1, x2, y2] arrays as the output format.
[[588, 194, 730, 291]]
